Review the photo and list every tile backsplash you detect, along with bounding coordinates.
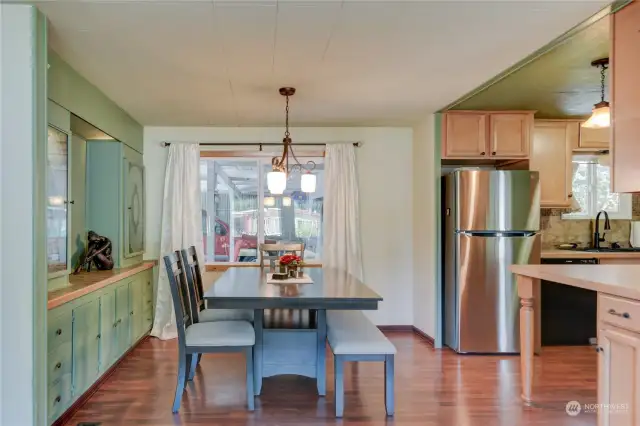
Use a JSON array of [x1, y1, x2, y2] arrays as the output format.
[[540, 194, 640, 249]]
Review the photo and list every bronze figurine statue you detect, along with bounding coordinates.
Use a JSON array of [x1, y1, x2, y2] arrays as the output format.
[[74, 231, 114, 273]]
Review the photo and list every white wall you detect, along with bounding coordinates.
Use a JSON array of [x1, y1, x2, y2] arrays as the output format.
[[1, 5, 38, 424], [144, 127, 414, 325], [412, 115, 439, 341]]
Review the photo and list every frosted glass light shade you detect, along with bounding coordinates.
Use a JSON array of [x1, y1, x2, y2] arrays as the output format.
[[264, 196, 275, 207], [267, 170, 286, 194], [283, 196, 292, 207], [582, 104, 610, 128], [301, 173, 316, 193]]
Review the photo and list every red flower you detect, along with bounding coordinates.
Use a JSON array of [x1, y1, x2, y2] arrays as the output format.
[[279, 254, 302, 265]]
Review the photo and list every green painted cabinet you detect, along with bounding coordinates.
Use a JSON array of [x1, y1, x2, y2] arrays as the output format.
[[115, 283, 131, 354], [129, 276, 144, 343], [47, 266, 153, 425], [99, 287, 117, 372], [86, 141, 144, 269], [72, 299, 100, 396], [69, 134, 87, 269]]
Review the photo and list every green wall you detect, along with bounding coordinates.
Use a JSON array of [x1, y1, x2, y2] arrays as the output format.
[[47, 50, 143, 153]]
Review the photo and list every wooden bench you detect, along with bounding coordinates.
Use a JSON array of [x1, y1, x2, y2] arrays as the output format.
[[327, 310, 396, 418]]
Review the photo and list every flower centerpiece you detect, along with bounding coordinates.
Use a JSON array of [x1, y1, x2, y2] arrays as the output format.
[[279, 254, 304, 278]]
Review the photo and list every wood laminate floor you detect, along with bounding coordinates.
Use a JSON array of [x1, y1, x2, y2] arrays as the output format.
[[63, 332, 597, 426]]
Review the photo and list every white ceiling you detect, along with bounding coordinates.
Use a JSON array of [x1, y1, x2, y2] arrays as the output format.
[[38, 0, 611, 127]]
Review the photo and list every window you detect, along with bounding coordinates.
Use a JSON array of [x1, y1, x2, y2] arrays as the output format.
[[563, 155, 631, 220], [200, 156, 324, 263]]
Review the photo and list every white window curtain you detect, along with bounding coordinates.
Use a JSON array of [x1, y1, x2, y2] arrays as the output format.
[[322, 143, 363, 280], [151, 143, 203, 340]]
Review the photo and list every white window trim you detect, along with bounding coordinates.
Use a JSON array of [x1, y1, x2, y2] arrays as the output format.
[[563, 155, 632, 220]]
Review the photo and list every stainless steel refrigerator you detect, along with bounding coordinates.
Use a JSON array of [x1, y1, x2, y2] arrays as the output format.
[[443, 169, 540, 354]]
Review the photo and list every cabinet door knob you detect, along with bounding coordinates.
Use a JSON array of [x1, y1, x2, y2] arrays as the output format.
[[608, 308, 630, 319], [130, 311, 134, 316], [69, 200, 75, 204], [55, 329, 62, 336], [54, 396, 61, 404], [596, 346, 604, 353], [96, 334, 101, 340], [55, 362, 62, 369], [480, 152, 486, 156], [568, 193, 573, 198], [491, 151, 496, 155]]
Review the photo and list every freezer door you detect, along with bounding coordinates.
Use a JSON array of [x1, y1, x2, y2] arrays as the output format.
[[453, 170, 540, 232], [456, 232, 540, 353]]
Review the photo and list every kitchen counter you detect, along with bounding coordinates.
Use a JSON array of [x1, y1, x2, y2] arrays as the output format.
[[47, 262, 155, 309], [511, 264, 640, 424], [542, 249, 640, 259], [511, 264, 640, 300]]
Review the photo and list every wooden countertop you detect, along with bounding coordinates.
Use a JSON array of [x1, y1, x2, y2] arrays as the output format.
[[48, 262, 155, 310], [542, 249, 640, 259], [510, 264, 640, 300]]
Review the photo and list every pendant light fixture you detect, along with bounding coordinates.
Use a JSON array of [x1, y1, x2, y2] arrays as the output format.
[[267, 87, 316, 195], [582, 58, 610, 129]]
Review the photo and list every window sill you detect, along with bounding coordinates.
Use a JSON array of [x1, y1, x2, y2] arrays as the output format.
[[205, 262, 323, 272]]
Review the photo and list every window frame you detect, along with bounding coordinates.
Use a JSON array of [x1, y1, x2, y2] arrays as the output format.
[[200, 149, 325, 267], [562, 155, 632, 220]]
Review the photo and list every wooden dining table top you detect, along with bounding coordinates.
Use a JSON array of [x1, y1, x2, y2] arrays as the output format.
[[203, 267, 382, 310]]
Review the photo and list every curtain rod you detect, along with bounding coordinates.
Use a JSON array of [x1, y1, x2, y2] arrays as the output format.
[[160, 141, 362, 149]]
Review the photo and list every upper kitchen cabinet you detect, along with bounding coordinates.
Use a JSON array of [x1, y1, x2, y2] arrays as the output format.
[[489, 113, 532, 158], [442, 111, 534, 159], [578, 126, 609, 150], [530, 120, 579, 208], [443, 112, 487, 157], [611, 1, 640, 193]]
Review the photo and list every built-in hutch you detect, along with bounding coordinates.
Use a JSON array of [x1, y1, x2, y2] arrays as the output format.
[[45, 51, 151, 425]]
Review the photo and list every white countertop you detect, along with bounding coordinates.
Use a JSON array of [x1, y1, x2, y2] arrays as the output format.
[[510, 264, 640, 300]]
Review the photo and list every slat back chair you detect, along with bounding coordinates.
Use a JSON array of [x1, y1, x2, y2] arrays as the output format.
[[163, 251, 256, 413], [181, 246, 205, 323], [164, 251, 194, 347], [259, 242, 305, 269]]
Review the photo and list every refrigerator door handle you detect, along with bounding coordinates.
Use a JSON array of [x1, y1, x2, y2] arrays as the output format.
[[457, 231, 538, 237]]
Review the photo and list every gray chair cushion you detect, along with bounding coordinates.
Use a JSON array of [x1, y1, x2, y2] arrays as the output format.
[[185, 320, 255, 347], [327, 311, 396, 355], [198, 309, 254, 323]]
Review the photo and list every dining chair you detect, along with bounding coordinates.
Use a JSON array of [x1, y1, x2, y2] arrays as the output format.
[[258, 243, 309, 329], [258, 242, 305, 269], [164, 252, 255, 413], [181, 246, 254, 379]]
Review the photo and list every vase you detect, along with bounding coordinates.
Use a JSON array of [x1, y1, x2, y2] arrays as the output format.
[[288, 266, 298, 278], [279, 264, 288, 274]]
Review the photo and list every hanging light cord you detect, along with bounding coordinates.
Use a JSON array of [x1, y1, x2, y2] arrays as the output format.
[[600, 63, 607, 103], [272, 91, 316, 174]]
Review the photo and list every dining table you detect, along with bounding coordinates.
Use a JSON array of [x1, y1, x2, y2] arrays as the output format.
[[203, 267, 383, 396]]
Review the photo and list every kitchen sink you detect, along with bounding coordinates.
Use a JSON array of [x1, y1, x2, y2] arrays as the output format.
[[581, 247, 640, 252]]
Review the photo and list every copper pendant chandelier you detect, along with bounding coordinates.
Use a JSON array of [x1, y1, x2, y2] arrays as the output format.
[[267, 87, 316, 194]]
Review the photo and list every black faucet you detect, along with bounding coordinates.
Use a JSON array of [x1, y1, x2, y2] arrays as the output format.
[[593, 210, 611, 249]]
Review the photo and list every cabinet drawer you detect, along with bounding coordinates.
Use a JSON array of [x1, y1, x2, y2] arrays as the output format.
[[47, 373, 72, 423], [48, 309, 73, 351], [599, 294, 640, 333], [47, 341, 72, 387]]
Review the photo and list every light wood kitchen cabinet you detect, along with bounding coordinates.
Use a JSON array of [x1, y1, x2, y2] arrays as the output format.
[[442, 111, 534, 159], [489, 113, 531, 158], [443, 112, 487, 158], [597, 325, 640, 426], [530, 120, 578, 207], [611, 1, 640, 193], [579, 126, 610, 149]]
